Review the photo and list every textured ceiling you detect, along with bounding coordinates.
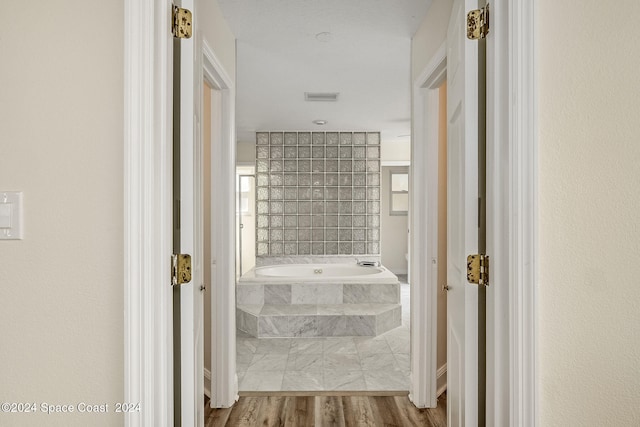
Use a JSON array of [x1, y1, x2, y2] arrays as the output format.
[[216, 0, 432, 145]]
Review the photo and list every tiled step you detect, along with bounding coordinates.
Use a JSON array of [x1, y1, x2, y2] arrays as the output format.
[[236, 303, 401, 338]]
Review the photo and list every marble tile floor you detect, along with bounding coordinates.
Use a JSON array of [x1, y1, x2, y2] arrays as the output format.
[[237, 283, 411, 392]]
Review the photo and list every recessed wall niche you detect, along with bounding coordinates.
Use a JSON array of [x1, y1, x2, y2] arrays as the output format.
[[255, 131, 381, 257]]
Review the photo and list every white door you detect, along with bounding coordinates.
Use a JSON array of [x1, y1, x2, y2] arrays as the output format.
[[175, 0, 203, 425], [446, 0, 479, 425]]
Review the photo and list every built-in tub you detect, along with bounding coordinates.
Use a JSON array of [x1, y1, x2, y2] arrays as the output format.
[[236, 263, 401, 338]]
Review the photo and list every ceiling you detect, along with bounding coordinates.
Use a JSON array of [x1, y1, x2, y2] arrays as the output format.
[[216, 0, 432, 145]]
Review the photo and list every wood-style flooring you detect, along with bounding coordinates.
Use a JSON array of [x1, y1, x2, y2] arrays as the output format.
[[205, 392, 446, 427]]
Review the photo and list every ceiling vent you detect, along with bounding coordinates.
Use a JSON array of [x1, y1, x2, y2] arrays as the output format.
[[304, 92, 339, 102]]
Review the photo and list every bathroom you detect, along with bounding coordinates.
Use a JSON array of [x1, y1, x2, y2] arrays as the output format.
[[233, 131, 411, 391]]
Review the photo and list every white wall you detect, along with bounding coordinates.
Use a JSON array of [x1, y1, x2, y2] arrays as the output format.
[[381, 167, 409, 274], [0, 2, 124, 425], [538, 1, 640, 425]]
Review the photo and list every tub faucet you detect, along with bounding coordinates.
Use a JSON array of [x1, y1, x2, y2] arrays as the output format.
[[356, 259, 380, 267]]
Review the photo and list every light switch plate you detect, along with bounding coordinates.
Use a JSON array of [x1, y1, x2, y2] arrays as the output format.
[[0, 191, 23, 240]]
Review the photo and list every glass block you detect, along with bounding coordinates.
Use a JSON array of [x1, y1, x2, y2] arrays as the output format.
[[257, 229, 268, 242], [312, 132, 325, 145], [284, 229, 297, 241], [367, 242, 380, 255], [367, 229, 380, 241], [312, 160, 325, 172], [270, 242, 283, 256], [298, 216, 311, 227], [366, 160, 379, 172], [257, 215, 269, 228], [339, 146, 352, 158], [312, 242, 324, 255], [298, 187, 311, 200], [284, 215, 297, 227], [339, 229, 352, 241], [353, 242, 366, 255], [257, 187, 269, 200], [339, 187, 352, 200], [353, 160, 366, 172], [353, 215, 366, 227], [298, 174, 311, 186], [270, 146, 283, 159], [353, 187, 366, 200], [257, 173, 269, 186], [325, 187, 338, 200], [326, 146, 338, 158], [298, 146, 311, 158], [257, 132, 269, 145], [257, 159, 269, 172], [353, 146, 365, 159], [367, 201, 380, 214], [339, 215, 352, 227], [270, 160, 283, 172], [284, 174, 297, 186], [339, 160, 352, 172], [312, 174, 324, 186], [298, 229, 311, 241], [339, 201, 352, 214], [325, 201, 338, 214], [270, 173, 283, 186], [269, 187, 282, 200], [366, 173, 380, 186], [284, 201, 297, 214], [312, 215, 324, 227], [257, 146, 269, 159], [367, 215, 380, 228], [353, 201, 366, 214], [353, 132, 366, 145], [270, 201, 283, 214], [298, 242, 311, 255], [312, 146, 325, 158], [367, 187, 380, 200], [284, 146, 297, 158], [308, 202, 322, 216], [298, 201, 311, 214], [339, 174, 352, 186], [325, 215, 338, 227], [353, 174, 366, 186], [297, 160, 310, 172], [367, 146, 380, 159], [325, 242, 338, 255], [326, 132, 339, 145], [257, 201, 269, 214], [311, 189, 323, 201], [257, 243, 269, 256], [284, 187, 297, 200], [340, 133, 352, 145], [366, 132, 380, 145], [353, 229, 366, 241], [270, 229, 283, 241], [298, 132, 311, 145], [284, 242, 298, 255], [284, 132, 297, 145], [312, 229, 324, 241], [270, 215, 283, 228], [326, 228, 338, 241], [339, 242, 353, 255], [284, 160, 297, 172], [270, 132, 283, 145], [325, 173, 338, 186]]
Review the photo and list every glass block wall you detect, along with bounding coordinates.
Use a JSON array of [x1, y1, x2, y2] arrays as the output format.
[[255, 131, 381, 257]]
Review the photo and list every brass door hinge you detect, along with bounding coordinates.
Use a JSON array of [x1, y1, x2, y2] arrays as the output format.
[[467, 254, 489, 286], [172, 254, 192, 286], [172, 5, 192, 39], [467, 4, 490, 40]]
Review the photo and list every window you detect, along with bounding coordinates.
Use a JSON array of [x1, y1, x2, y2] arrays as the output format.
[[390, 171, 409, 215]]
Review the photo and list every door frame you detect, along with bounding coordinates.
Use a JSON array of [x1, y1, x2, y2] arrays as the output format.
[[409, 0, 537, 424]]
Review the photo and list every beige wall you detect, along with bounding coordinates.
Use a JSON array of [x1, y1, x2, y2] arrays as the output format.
[[0, 1, 124, 426], [411, 0, 453, 80], [436, 82, 448, 383], [381, 140, 411, 162], [538, 1, 640, 425], [381, 167, 409, 274], [197, 0, 236, 82], [237, 141, 256, 165]]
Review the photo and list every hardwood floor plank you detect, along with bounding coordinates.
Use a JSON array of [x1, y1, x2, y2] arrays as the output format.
[[258, 395, 288, 427], [369, 396, 404, 427], [316, 396, 346, 427], [284, 396, 315, 427], [341, 396, 377, 427], [226, 396, 264, 426]]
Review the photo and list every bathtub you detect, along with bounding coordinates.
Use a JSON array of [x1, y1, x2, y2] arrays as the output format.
[[236, 263, 401, 338]]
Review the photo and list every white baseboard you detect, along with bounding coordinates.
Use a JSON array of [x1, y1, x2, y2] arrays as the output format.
[[436, 364, 447, 396], [204, 368, 211, 398]]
